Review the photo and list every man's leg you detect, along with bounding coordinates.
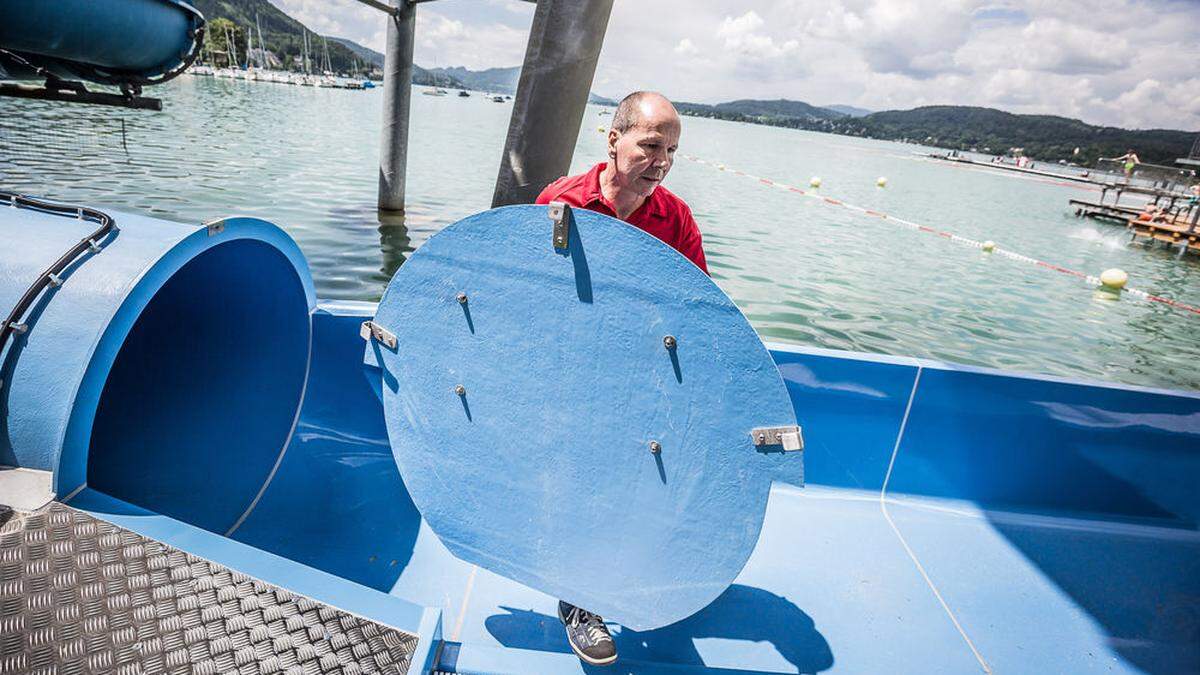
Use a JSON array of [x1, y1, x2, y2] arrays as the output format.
[[558, 600, 617, 666]]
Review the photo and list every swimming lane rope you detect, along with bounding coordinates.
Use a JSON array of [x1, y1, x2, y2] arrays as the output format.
[[679, 154, 1200, 318]]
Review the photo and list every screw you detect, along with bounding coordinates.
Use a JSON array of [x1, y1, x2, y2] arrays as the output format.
[[649, 441, 662, 454], [457, 292, 468, 304], [454, 385, 466, 396], [757, 433, 765, 444], [663, 335, 677, 350]]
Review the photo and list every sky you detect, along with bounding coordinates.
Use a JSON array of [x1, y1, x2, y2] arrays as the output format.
[[273, 0, 1200, 131]]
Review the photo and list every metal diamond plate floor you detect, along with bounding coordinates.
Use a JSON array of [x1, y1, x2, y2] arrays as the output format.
[[0, 502, 419, 675]]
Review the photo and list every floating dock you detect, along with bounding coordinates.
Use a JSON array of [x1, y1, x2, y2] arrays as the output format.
[[927, 153, 1095, 183], [1069, 198, 1142, 222], [1127, 217, 1200, 255], [1070, 177, 1200, 256]]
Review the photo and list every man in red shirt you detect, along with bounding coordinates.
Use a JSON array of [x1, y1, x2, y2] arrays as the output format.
[[536, 91, 708, 667], [536, 91, 708, 275]]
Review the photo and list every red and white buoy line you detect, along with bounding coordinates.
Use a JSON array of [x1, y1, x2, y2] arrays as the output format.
[[679, 154, 1200, 318]]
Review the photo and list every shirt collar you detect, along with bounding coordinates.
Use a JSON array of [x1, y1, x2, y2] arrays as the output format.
[[586, 162, 667, 218]]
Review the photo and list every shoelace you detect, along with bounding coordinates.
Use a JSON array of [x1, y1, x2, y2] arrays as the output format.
[[566, 606, 613, 645]]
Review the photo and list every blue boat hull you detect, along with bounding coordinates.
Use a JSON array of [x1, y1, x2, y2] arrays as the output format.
[[2, 203, 1198, 673], [0, 0, 203, 86], [58, 303, 1199, 674]]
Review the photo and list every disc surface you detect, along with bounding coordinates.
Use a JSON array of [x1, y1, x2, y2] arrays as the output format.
[[371, 204, 800, 630]]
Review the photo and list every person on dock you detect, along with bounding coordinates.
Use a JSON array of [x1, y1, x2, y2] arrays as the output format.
[[1136, 201, 1168, 223], [533, 91, 708, 667], [1112, 149, 1140, 180]]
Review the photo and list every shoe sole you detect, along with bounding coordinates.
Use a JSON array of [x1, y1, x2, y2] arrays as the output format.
[[558, 604, 618, 667]]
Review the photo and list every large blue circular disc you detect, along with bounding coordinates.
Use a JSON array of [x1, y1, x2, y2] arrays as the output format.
[[372, 204, 800, 630]]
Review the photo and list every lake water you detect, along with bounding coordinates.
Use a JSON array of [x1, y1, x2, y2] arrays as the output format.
[[2, 76, 1199, 392]]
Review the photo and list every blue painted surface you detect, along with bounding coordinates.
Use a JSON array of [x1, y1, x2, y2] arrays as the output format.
[[891, 362, 1200, 522], [231, 302, 422, 591], [0, 0, 203, 82], [0, 204, 313, 536], [769, 344, 918, 491], [222, 304, 1200, 673], [369, 205, 801, 631], [8, 201, 1198, 672]]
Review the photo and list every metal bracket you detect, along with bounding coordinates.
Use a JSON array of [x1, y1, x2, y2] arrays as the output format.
[[750, 425, 804, 452], [548, 201, 572, 250], [360, 320, 398, 350], [205, 220, 226, 236]]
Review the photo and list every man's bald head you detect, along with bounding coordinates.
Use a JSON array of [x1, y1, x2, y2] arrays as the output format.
[[611, 91, 680, 133], [604, 91, 682, 201]]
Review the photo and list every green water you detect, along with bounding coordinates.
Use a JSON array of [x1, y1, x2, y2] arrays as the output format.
[[2, 76, 1198, 392]]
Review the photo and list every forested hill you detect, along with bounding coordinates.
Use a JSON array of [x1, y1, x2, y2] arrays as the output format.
[[676, 98, 844, 124], [191, 0, 461, 85], [847, 106, 1195, 166], [675, 97, 1195, 165], [192, 0, 359, 71]]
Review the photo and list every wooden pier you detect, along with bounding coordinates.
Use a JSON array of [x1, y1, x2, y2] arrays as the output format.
[[1127, 218, 1200, 256], [1070, 199, 1142, 222], [1069, 174, 1200, 257], [927, 153, 1094, 183]]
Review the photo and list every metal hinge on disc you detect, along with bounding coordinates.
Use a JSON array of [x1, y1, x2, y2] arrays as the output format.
[[204, 219, 226, 236], [360, 320, 397, 350], [750, 425, 804, 452], [548, 201, 572, 250]]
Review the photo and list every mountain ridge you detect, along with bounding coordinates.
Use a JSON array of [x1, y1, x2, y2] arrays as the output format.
[[674, 98, 1195, 165]]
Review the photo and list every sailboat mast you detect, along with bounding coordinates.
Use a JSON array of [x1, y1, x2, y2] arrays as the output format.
[[255, 13, 267, 70], [227, 25, 238, 68]]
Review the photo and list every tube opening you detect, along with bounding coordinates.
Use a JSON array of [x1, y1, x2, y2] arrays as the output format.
[[87, 239, 310, 533]]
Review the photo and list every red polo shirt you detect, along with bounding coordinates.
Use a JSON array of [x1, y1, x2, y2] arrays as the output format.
[[535, 162, 709, 274]]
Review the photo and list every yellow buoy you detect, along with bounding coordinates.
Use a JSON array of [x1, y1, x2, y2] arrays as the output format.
[[597, 125, 606, 133], [876, 176, 888, 188], [1099, 268, 1128, 290], [717, 164, 726, 170], [982, 240, 996, 253], [810, 176, 822, 188]]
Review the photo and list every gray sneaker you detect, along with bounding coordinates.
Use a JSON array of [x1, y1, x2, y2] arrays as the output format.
[[558, 601, 617, 666]]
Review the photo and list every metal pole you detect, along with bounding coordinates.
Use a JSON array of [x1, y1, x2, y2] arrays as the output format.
[[492, 0, 614, 207], [378, 0, 415, 212]]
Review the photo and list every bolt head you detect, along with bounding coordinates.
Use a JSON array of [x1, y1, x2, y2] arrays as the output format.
[[457, 292, 468, 304], [663, 335, 677, 349], [649, 440, 662, 454], [454, 385, 466, 396]]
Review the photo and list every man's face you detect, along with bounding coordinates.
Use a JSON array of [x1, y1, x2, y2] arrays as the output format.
[[607, 100, 681, 199]]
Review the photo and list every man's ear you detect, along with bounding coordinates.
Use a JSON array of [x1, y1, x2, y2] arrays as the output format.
[[607, 129, 620, 159]]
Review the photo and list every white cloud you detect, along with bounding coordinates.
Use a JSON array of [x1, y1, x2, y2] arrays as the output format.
[[267, 0, 1199, 130], [717, 11, 800, 61], [673, 38, 699, 56]]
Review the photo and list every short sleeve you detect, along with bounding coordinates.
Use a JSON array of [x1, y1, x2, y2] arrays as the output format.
[[675, 206, 709, 275]]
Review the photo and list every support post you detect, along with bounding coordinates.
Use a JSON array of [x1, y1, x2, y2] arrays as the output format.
[[492, 0, 614, 207], [378, 0, 415, 212]]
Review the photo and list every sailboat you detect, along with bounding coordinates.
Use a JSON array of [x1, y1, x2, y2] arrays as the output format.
[[422, 61, 448, 95], [292, 30, 315, 86], [241, 24, 257, 80], [317, 36, 338, 88], [214, 24, 238, 78]]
